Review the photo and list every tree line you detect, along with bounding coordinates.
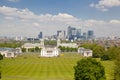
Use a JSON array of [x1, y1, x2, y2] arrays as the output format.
[[58, 46, 77, 52], [0, 42, 22, 48], [21, 47, 41, 53]]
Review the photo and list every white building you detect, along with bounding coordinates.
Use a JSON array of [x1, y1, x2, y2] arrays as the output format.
[[39, 39, 61, 57], [57, 39, 78, 48], [0, 48, 21, 58], [78, 47, 92, 57], [40, 47, 60, 57], [22, 39, 44, 52]]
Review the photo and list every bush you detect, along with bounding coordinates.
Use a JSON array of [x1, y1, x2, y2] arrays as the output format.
[[0, 54, 3, 60], [74, 58, 106, 80], [101, 54, 110, 61], [114, 54, 120, 80]]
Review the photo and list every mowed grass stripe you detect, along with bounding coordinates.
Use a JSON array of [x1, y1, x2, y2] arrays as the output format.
[[1, 53, 114, 80]]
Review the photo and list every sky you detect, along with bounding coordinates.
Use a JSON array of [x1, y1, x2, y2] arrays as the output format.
[[0, 0, 120, 38]]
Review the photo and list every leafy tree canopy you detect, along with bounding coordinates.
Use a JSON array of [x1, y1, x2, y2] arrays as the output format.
[[0, 54, 3, 60], [74, 58, 106, 80]]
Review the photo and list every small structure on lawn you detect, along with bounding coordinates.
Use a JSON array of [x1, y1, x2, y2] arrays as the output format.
[[78, 47, 92, 57]]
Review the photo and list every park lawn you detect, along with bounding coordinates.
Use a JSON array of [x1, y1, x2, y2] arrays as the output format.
[[1, 53, 114, 80]]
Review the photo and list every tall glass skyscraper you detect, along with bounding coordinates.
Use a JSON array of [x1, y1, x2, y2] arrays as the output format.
[[87, 30, 94, 40], [38, 32, 43, 39]]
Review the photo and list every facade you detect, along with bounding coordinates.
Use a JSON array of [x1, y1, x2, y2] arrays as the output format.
[[40, 47, 60, 57], [87, 30, 94, 40], [38, 32, 43, 39], [78, 47, 92, 57], [37, 39, 61, 57], [57, 39, 78, 48], [67, 26, 95, 41], [0, 48, 21, 58], [57, 30, 66, 40], [22, 39, 44, 52], [67, 26, 76, 40]]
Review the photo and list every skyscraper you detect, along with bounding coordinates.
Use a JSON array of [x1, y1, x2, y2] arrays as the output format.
[[57, 30, 66, 40], [38, 32, 43, 39], [87, 30, 94, 40], [83, 32, 87, 40], [76, 29, 81, 38], [67, 26, 76, 40]]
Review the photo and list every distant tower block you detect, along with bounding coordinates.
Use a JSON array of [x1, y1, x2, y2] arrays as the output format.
[[40, 39, 44, 47]]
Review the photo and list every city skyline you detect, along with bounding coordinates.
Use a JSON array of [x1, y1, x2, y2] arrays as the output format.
[[0, 0, 120, 37]]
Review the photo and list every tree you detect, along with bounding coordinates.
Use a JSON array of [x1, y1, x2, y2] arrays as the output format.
[[35, 47, 41, 52], [80, 44, 105, 58], [28, 48, 34, 52], [74, 58, 106, 80], [106, 47, 120, 60], [80, 44, 97, 50], [101, 54, 110, 61], [21, 48, 26, 52], [0, 54, 3, 60], [114, 51, 120, 80], [93, 46, 105, 58], [0, 54, 3, 79]]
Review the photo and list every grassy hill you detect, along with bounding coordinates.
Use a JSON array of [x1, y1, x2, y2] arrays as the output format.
[[1, 53, 114, 80]]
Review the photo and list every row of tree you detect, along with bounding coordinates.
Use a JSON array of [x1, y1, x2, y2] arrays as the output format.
[[21, 47, 41, 53], [0, 42, 22, 48], [0, 54, 3, 79], [58, 46, 77, 52]]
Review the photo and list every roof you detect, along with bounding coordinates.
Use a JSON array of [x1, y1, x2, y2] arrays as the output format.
[[0, 48, 14, 51]]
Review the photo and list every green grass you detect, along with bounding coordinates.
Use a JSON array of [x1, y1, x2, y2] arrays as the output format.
[[0, 53, 114, 80]]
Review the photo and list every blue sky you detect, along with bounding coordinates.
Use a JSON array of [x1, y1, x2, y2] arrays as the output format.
[[0, 0, 120, 37], [1, 0, 120, 20]]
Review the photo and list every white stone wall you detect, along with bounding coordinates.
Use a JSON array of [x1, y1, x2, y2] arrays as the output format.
[[41, 48, 59, 57]]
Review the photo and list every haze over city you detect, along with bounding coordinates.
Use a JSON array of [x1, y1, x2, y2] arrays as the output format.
[[0, 0, 120, 37]]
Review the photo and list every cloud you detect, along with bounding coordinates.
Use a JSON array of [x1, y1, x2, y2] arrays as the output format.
[[7, 0, 19, 2], [0, 6, 120, 37], [5, 16, 14, 20], [90, 0, 120, 11], [110, 20, 120, 24], [32, 22, 40, 27], [0, 6, 36, 19]]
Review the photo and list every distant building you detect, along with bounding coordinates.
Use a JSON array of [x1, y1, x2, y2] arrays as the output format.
[[67, 26, 76, 40], [87, 30, 94, 40], [22, 39, 44, 52], [38, 32, 43, 39], [67, 26, 95, 41], [57, 39, 78, 48], [57, 30, 66, 40], [14, 36, 24, 41], [0, 48, 22, 58], [78, 47, 92, 57], [41, 47, 60, 57], [76, 29, 81, 39], [82, 32, 87, 40], [40, 39, 60, 57]]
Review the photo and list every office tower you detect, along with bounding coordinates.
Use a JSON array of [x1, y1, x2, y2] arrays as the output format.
[[67, 26, 76, 40], [57, 30, 62, 36], [57, 30, 66, 40], [83, 32, 87, 40], [87, 30, 94, 40], [76, 29, 81, 38], [38, 32, 43, 39]]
